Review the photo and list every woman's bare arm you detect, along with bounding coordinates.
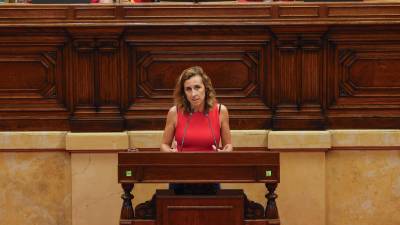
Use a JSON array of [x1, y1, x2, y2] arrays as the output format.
[[218, 104, 233, 152], [160, 106, 178, 152]]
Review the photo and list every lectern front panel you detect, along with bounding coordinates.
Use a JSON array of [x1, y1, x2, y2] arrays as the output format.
[[118, 152, 280, 183], [156, 190, 244, 225]]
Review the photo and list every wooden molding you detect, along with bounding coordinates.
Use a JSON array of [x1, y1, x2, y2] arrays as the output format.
[[0, 4, 400, 131], [2, 146, 399, 153], [331, 146, 400, 151]]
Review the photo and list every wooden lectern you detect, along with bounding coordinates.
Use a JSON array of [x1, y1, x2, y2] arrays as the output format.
[[118, 151, 280, 225]]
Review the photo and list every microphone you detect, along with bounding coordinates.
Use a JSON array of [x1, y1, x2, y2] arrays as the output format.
[[180, 112, 192, 152], [206, 112, 218, 151], [181, 110, 218, 152]]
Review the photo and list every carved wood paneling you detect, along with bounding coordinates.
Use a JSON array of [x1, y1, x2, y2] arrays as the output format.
[[135, 51, 258, 99], [0, 29, 69, 130], [327, 5, 400, 17], [278, 6, 320, 18], [123, 5, 272, 20], [2, 3, 400, 26], [98, 50, 120, 105], [0, 5, 400, 131], [124, 27, 272, 130], [272, 28, 326, 130], [72, 39, 95, 106], [275, 37, 298, 105], [302, 49, 320, 104], [327, 27, 400, 128], [339, 50, 400, 97], [0, 7, 68, 19], [69, 28, 124, 131], [0, 54, 52, 97], [75, 7, 117, 19]]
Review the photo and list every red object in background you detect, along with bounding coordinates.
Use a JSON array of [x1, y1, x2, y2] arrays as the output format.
[[91, 0, 99, 3], [238, 0, 264, 2]]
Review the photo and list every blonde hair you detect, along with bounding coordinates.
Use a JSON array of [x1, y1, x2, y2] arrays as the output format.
[[173, 66, 217, 113]]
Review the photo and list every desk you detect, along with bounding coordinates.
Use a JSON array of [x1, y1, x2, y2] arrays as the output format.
[[118, 151, 280, 225]]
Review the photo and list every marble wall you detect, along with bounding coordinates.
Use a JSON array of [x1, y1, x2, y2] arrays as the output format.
[[327, 150, 400, 225], [1, 130, 400, 225], [0, 151, 71, 225]]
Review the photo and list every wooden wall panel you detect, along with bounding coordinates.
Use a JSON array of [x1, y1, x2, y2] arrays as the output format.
[[0, 56, 48, 93], [0, 7, 68, 19], [123, 5, 272, 20], [326, 27, 400, 128], [124, 27, 272, 130], [0, 4, 399, 131], [0, 29, 69, 130], [302, 40, 322, 105], [68, 28, 124, 131], [327, 5, 400, 17], [74, 7, 117, 19], [98, 45, 120, 105], [276, 39, 298, 105], [72, 39, 95, 106], [272, 28, 326, 130], [278, 6, 320, 18]]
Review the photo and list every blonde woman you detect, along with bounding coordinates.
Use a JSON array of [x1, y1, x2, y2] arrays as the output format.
[[161, 66, 232, 152]]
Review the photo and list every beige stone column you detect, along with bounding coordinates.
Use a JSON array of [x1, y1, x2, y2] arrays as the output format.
[[269, 131, 330, 225], [0, 132, 71, 225], [327, 130, 400, 225], [67, 132, 129, 225]]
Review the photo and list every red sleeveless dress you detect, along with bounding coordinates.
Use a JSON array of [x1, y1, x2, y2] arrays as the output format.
[[175, 105, 221, 152]]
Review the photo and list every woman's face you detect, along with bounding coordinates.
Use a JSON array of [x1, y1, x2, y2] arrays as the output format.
[[183, 75, 206, 110]]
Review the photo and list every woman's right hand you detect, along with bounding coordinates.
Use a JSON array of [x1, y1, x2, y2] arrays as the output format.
[[212, 144, 233, 152], [170, 140, 178, 152], [161, 140, 178, 152]]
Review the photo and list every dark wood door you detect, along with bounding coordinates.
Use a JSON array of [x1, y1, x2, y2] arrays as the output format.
[[156, 190, 244, 225]]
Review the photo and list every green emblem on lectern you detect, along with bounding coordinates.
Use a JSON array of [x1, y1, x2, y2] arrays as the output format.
[[125, 170, 133, 177], [265, 170, 272, 177]]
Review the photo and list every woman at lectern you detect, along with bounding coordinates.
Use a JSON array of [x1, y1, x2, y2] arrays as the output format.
[[160, 66, 233, 153], [160, 66, 232, 194]]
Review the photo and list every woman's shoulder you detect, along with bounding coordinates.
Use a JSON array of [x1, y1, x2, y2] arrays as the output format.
[[216, 103, 228, 113], [167, 106, 178, 119], [168, 106, 177, 113]]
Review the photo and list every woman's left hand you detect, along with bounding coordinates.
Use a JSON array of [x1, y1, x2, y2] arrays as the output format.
[[212, 144, 233, 152]]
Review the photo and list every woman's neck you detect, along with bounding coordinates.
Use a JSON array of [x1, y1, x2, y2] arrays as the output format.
[[191, 103, 205, 113]]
